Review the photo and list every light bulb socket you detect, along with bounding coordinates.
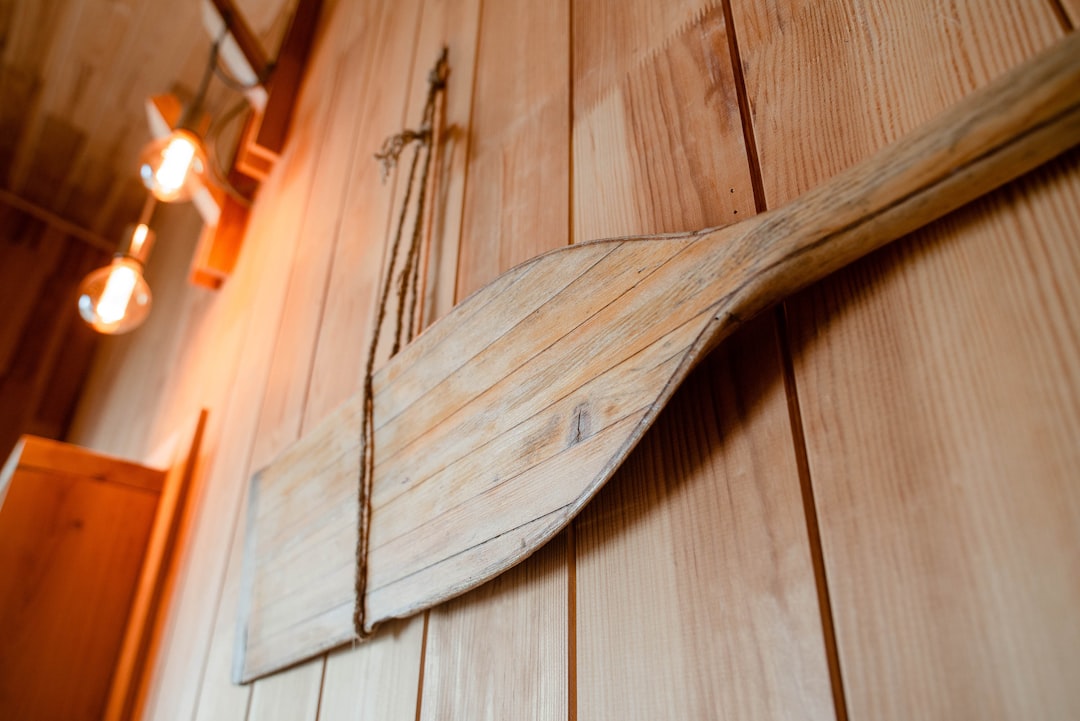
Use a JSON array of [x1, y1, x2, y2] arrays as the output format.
[[115, 223, 156, 264]]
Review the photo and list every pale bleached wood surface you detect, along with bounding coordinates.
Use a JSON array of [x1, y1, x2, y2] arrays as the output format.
[[422, 536, 569, 721], [317, 0, 484, 712], [318, 618, 425, 721], [732, 0, 1080, 718], [362, 25, 1079, 631]]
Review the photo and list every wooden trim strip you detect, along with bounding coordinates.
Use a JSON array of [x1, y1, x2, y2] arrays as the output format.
[[103, 410, 209, 721]]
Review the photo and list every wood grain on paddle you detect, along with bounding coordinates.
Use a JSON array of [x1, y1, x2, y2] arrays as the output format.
[[363, 29, 1080, 628]]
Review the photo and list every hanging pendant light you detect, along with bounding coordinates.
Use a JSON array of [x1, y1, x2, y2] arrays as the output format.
[[138, 36, 222, 203], [77, 216, 156, 335]]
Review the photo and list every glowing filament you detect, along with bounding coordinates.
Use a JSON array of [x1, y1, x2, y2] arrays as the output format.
[[155, 135, 198, 194], [96, 264, 139, 325]]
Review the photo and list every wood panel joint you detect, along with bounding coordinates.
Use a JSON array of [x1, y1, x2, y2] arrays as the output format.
[[774, 307, 849, 721]]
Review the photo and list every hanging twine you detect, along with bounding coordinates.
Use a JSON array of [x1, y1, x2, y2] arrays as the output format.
[[355, 47, 449, 636]]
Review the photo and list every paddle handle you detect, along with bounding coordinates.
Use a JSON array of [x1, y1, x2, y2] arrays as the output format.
[[724, 32, 1080, 323]]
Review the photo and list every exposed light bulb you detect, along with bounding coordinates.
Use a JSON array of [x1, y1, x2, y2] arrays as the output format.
[[138, 129, 207, 202], [77, 224, 155, 335]]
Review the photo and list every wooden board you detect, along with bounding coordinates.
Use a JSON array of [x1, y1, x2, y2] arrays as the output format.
[[573, 2, 755, 240], [570, 4, 834, 719], [731, 0, 1080, 718], [61, 3, 1080, 720], [317, 0, 483, 716], [11, 435, 165, 492], [421, 536, 569, 720], [318, 618, 424, 721]]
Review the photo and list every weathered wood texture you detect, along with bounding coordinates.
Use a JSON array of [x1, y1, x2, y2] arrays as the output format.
[[731, 1, 1080, 719], [0, 437, 164, 720], [204, 0, 413, 712], [66, 1, 1080, 720], [235, 0, 427, 693]]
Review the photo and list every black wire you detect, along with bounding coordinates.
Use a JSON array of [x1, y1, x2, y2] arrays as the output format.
[[205, 96, 256, 206], [179, 33, 224, 130], [213, 60, 274, 92]]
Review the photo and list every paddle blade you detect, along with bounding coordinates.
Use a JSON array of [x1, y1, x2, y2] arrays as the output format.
[[366, 229, 730, 624]]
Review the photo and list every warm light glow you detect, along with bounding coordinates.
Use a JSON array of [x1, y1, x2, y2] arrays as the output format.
[[139, 129, 207, 203], [96, 263, 139, 324], [77, 257, 152, 334], [156, 135, 197, 194]]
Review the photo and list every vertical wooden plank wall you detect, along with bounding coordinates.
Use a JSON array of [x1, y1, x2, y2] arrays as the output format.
[[257, 0, 429, 718], [66, 0, 1079, 719], [418, 0, 571, 718], [729, 1, 1080, 719], [571, 3, 834, 719]]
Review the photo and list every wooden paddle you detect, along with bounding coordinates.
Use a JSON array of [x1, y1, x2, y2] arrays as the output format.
[[235, 32, 1080, 683]]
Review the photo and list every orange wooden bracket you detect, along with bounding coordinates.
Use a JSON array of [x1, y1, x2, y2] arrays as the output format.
[[208, 0, 324, 182], [181, 0, 324, 288]]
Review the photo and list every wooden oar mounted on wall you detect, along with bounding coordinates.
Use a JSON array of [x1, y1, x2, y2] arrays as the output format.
[[234, 33, 1080, 683]]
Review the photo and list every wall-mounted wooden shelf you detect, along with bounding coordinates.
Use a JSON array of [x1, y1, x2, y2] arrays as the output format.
[[0, 412, 207, 720]]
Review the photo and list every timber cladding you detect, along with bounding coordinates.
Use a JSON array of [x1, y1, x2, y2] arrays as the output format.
[[67, 1, 1080, 720]]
